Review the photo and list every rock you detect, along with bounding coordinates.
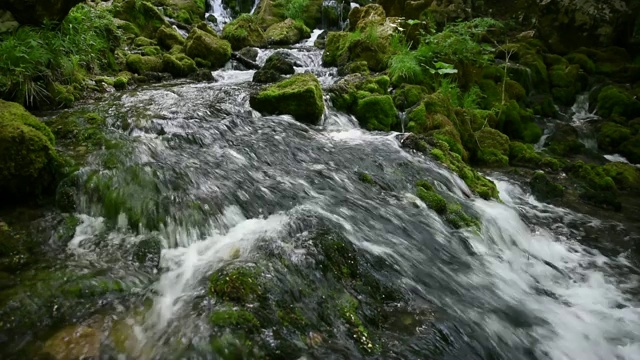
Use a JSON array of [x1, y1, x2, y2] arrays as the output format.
[[252, 69, 283, 84], [0, 10, 19, 33], [348, 4, 386, 31], [474, 128, 510, 167], [265, 18, 311, 45], [392, 84, 427, 111], [597, 122, 632, 153], [133, 36, 156, 47], [133, 236, 162, 267], [338, 61, 370, 76], [545, 123, 585, 156], [156, 25, 185, 50], [262, 52, 296, 75], [355, 95, 398, 131], [185, 28, 232, 69], [0, 100, 60, 204], [126, 54, 164, 74], [42, 324, 100, 360], [189, 69, 215, 81], [113, 0, 170, 38], [620, 135, 640, 164], [0, 0, 83, 25], [596, 85, 640, 120], [238, 47, 259, 62], [530, 172, 564, 201], [250, 73, 324, 124], [162, 54, 198, 77], [222, 14, 268, 50], [231, 52, 260, 70]]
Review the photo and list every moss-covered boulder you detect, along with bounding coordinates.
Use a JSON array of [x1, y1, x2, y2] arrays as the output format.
[[596, 85, 640, 120], [348, 4, 386, 31], [185, 28, 232, 69], [597, 122, 632, 153], [113, 0, 170, 38], [133, 36, 156, 47], [162, 54, 197, 77], [355, 95, 397, 131], [156, 25, 185, 50], [620, 136, 640, 164], [126, 54, 164, 74], [0, 100, 60, 204], [509, 141, 542, 168], [222, 14, 268, 50], [322, 31, 350, 67], [265, 18, 311, 45], [530, 172, 564, 201], [392, 84, 428, 111], [545, 123, 585, 156], [475, 128, 510, 167], [252, 51, 295, 83], [250, 73, 324, 124]]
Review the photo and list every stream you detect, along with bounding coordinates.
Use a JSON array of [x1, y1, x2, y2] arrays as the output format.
[[2, 28, 640, 360]]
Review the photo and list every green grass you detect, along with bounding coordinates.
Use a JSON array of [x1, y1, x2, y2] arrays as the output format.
[[0, 4, 121, 107]]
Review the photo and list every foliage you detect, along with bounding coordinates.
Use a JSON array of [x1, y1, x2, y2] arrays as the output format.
[[0, 4, 121, 107], [283, 0, 309, 22]]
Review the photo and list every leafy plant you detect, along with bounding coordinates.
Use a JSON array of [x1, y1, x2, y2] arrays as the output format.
[[283, 0, 309, 21]]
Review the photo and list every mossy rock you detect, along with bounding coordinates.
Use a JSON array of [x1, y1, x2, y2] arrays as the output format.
[[529, 172, 564, 201], [475, 128, 510, 167], [597, 122, 632, 153], [252, 69, 283, 84], [545, 123, 585, 156], [602, 162, 640, 191], [508, 141, 542, 168], [529, 94, 558, 118], [133, 36, 156, 47], [348, 4, 386, 31], [322, 31, 350, 67], [126, 54, 164, 74], [392, 84, 428, 111], [265, 18, 311, 45], [503, 79, 526, 102], [355, 95, 397, 131], [261, 51, 295, 75], [162, 54, 198, 77], [416, 187, 447, 215], [0, 100, 60, 204], [156, 25, 185, 50], [45, 111, 107, 163], [596, 85, 640, 120], [496, 100, 540, 143], [185, 28, 232, 69], [140, 45, 163, 56], [565, 53, 596, 74], [620, 135, 640, 164], [249, 73, 324, 124], [113, 0, 170, 38], [222, 14, 268, 50]]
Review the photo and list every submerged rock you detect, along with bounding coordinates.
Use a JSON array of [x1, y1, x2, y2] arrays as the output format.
[[0, 100, 60, 204], [185, 28, 232, 69], [250, 73, 324, 124], [42, 324, 100, 360]]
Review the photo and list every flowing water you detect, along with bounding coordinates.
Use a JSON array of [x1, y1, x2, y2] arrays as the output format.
[[2, 29, 640, 360]]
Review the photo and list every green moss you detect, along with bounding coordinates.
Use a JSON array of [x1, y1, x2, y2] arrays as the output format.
[[338, 61, 370, 76], [530, 95, 558, 118], [184, 28, 232, 69], [445, 203, 479, 230], [475, 128, 509, 167], [222, 14, 268, 50], [392, 84, 428, 111], [358, 172, 374, 184], [114, 77, 128, 90], [133, 36, 156, 47], [141, 45, 163, 56], [597, 85, 640, 119], [355, 95, 398, 131], [338, 295, 376, 353], [0, 100, 60, 203], [209, 267, 262, 303], [314, 230, 360, 280], [416, 179, 434, 192], [508, 141, 541, 168], [249, 73, 324, 124], [597, 122, 632, 153], [530, 172, 564, 201], [322, 31, 350, 67], [416, 187, 447, 215], [126, 54, 164, 74], [565, 53, 596, 74], [113, 0, 170, 38], [620, 135, 640, 164], [265, 18, 310, 45], [210, 307, 261, 333], [544, 54, 568, 67], [162, 54, 197, 77], [156, 25, 185, 50], [504, 79, 526, 102], [602, 162, 640, 190], [568, 162, 617, 192]]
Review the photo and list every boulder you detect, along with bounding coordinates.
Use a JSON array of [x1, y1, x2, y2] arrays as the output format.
[[222, 14, 268, 50], [474, 128, 510, 167], [250, 73, 324, 124], [0, 0, 83, 25], [252, 70, 283, 84], [162, 54, 198, 77], [252, 51, 296, 83], [238, 47, 259, 62], [156, 25, 185, 50], [113, 0, 170, 38], [185, 28, 232, 69], [348, 4, 386, 31], [265, 18, 311, 45], [0, 100, 60, 204], [0, 10, 19, 33], [355, 95, 398, 131], [42, 325, 100, 360], [126, 54, 164, 74], [530, 172, 564, 201]]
